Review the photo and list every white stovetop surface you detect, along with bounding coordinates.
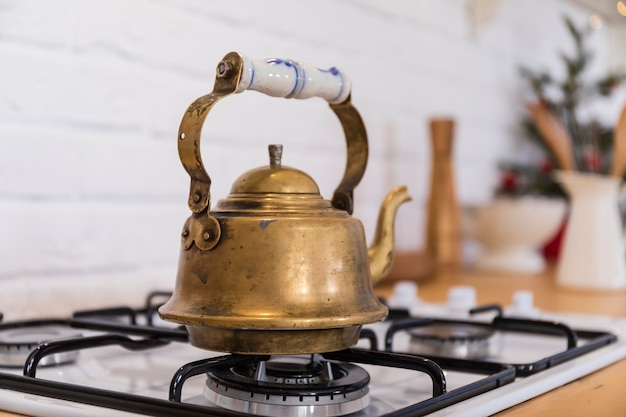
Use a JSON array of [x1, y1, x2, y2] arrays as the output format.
[[1, 295, 626, 417]]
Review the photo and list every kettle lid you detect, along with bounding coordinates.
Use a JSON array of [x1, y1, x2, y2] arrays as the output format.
[[229, 144, 320, 195]]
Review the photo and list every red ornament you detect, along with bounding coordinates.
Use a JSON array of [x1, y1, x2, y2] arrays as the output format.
[[542, 218, 567, 262], [540, 158, 553, 174], [584, 149, 602, 172], [500, 171, 519, 192]]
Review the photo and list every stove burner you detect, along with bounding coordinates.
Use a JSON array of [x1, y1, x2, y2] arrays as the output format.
[[408, 323, 495, 359], [204, 354, 370, 417], [0, 326, 83, 367]]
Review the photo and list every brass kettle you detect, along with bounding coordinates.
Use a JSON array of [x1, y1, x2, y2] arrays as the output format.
[[159, 52, 411, 354]]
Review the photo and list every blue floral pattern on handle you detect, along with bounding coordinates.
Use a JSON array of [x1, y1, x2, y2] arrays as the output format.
[[237, 55, 350, 104]]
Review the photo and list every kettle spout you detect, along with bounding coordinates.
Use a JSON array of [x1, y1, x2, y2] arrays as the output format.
[[368, 185, 412, 285]]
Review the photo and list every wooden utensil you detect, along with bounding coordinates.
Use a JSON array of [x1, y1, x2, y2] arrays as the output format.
[[526, 102, 575, 171], [610, 104, 626, 178]]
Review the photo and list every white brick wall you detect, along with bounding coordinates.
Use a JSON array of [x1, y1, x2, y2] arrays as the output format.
[[0, 0, 619, 318]]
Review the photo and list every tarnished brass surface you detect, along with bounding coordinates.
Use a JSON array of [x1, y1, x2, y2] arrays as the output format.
[[159, 209, 389, 353], [187, 326, 362, 355], [369, 186, 412, 285], [159, 52, 410, 354]]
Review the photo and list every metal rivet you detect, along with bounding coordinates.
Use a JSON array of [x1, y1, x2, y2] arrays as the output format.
[[193, 193, 201, 202], [202, 232, 211, 241], [181, 229, 189, 238], [216, 60, 232, 78], [180, 132, 185, 140]]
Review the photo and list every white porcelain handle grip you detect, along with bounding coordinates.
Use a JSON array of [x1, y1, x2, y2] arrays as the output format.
[[235, 55, 351, 104]]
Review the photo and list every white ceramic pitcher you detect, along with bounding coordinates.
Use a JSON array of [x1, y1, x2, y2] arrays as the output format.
[[555, 170, 626, 290]]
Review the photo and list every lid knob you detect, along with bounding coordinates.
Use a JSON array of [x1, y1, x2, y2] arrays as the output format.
[[269, 144, 283, 168]]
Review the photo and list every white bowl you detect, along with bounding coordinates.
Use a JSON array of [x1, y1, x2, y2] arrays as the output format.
[[470, 197, 567, 274]]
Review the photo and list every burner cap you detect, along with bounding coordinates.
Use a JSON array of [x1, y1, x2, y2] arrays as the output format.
[[204, 355, 370, 417], [408, 323, 494, 359], [0, 326, 83, 368]]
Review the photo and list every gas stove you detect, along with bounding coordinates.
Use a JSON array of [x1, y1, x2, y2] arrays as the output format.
[[0, 284, 625, 417]]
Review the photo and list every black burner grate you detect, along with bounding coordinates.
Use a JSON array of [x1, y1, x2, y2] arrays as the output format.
[[384, 304, 617, 376], [0, 294, 617, 417]]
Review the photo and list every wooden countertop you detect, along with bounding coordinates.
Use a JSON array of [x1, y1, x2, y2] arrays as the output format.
[[1, 261, 626, 416]]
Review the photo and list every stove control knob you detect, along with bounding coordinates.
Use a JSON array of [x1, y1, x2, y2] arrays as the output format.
[[387, 281, 419, 308], [447, 286, 476, 315], [509, 290, 540, 318]]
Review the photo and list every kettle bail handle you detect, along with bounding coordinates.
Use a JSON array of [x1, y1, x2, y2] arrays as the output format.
[[178, 51, 368, 226]]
